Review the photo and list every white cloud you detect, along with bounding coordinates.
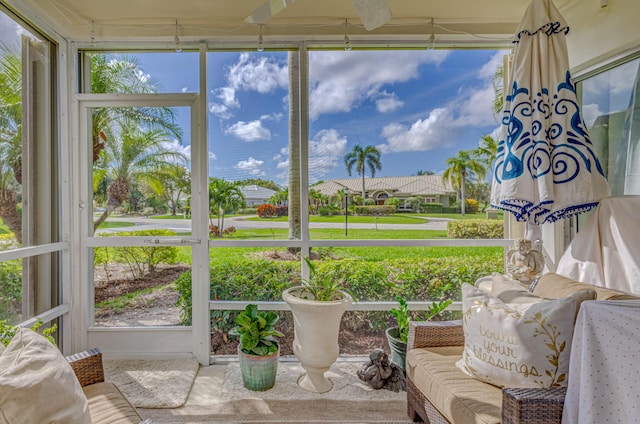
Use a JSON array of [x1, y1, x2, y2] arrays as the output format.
[[209, 151, 217, 160], [378, 108, 457, 153], [228, 53, 288, 93], [308, 50, 449, 119], [478, 51, 507, 80], [377, 53, 501, 153], [275, 129, 348, 181], [162, 139, 191, 161], [582, 103, 605, 128], [375, 91, 404, 113], [225, 119, 271, 142], [235, 157, 265, 176], [209, 53, 287, 120]]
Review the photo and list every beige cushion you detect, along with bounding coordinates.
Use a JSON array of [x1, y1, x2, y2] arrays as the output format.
[[83, 382, 143, 424], [456, 283, 575, 389], [489, 273, 539, 304], [490, 273, 597, 322], [532, 273, 640, 301], [406, 346, 501, 424], [0, 328, 91, 424]]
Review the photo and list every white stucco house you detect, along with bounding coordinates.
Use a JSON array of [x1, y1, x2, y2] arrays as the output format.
[[312, 175, 456, 210], [239, 185, 277, 206]]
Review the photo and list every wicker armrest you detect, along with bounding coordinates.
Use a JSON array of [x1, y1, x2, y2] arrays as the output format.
[[407, 319, 464, 350], [502, 387, 567, 424], [65, 347, 105, 387]]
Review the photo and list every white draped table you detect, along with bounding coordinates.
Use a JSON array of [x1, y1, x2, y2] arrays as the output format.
[[562, 300, 640, 424]]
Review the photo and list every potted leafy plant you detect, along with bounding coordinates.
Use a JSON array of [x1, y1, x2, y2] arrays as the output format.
[[386, 294, 452, 372], [229, 304, 283, 391], [282, 256, 353, 393]]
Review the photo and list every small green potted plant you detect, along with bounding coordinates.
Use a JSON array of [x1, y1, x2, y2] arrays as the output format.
[[229, 304, 283, 391], [387, 294, 452, 372]]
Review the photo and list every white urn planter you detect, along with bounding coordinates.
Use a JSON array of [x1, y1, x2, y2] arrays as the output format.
[[282, 286, 352, 393]]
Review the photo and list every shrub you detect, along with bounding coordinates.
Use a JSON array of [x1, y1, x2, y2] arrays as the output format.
[[364, 198, 376, 206], [209, 225, 220, 237], [384, 197, 401, 207], [318, 205, 341, 216], [353, 205, 396, 215], [447, 219, 504, 239], [274, 205, 288, 217], [175, 259, 300, 328], [256, 204, 277, 218], [174, 254, 503, 332], [465, 199, 479, 214], [420, 202, 444, 213], [94, 230, 179, 279], [0, 261, 22, 322], [223, 226, 236, 236]]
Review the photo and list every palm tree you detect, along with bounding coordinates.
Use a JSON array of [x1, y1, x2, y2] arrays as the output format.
[[157, 164, 190, 215], [90, 54, 182, 163], [416, 170, 436, 176], [492, 63, 505, 117], [0, 43, 25, 242], [208, 178, 245, 234], [344, 145, 382, 205], [269, 187, 288, 206], [442, 150, 486, 215], [92, 119, 187, 232], [474, 134, 499, 169]]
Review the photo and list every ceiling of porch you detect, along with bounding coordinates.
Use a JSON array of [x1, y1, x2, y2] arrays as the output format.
[[16, 0, 581, 46]]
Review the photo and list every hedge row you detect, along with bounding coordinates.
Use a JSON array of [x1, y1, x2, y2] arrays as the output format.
[[174, 254, 504, 329], [353, 205, 396, 215], [446, 219, 504, 239]]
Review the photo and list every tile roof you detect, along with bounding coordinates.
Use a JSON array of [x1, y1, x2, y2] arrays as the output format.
[[312, 176, 455, 197]]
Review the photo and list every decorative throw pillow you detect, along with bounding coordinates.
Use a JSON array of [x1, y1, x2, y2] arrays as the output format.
[[0, 328, 91, 424], [474, 275, 494, 293], [456, 283, 576, 388]]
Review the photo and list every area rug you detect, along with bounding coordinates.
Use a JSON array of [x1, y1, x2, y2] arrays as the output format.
[[139, 360, 410, 423], [104, 357, 200, 408]]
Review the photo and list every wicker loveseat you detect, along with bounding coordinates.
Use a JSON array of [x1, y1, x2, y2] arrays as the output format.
[[66, 348, 151, 424], [405, 273, 640, 424]]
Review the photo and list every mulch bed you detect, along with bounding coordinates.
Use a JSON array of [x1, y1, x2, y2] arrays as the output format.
[[94, 265, 190, 303]]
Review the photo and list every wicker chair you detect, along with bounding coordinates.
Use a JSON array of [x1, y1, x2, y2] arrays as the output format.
[[406, 320, 566, 424], [65, 348, 152, 424]]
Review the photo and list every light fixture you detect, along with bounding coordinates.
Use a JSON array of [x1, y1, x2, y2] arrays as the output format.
[[428, 18, 435, 50], [174, 20, 182, 53], [257, 24, 264, 52], [90, 20, 96, 47], [343, 19, 352, 51]]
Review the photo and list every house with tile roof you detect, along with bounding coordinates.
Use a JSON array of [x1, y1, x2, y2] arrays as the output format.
[[312, 175, 455, 211], [239, 185, 277, 206]]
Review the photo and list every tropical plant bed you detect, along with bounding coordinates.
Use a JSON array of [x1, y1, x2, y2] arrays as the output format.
[[94, 265, 391, 356]]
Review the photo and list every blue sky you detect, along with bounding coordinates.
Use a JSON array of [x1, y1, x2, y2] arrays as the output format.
[[133, 49, 507, 186], [2, 10, 635, 188]]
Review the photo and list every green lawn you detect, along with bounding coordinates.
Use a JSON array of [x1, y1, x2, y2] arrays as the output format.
[[224, 227, 447, 240], [97, 220, 136, 229], [246, 214, 429, 224]]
